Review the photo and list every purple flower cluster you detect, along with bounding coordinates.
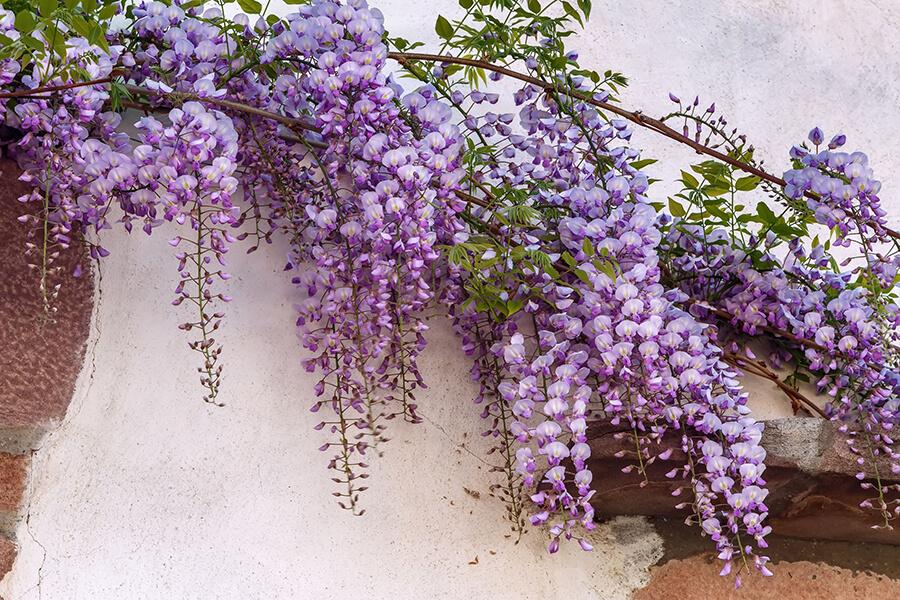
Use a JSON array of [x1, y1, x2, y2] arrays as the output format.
[[0, 8, 20, 116], [4, 33, 122, 311], [441, 76, 771, 578], [2, 3, 241, 400], [3, 0, 897, 579], [249, 0, 467, 508], [671, 251, 900, 526], [665, 129, 900, 526], [785, 128, 900, 289]]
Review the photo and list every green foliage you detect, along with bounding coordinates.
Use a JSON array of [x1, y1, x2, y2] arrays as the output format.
[[0, 0, 122, 80], [1, 0, 31, 14], [236, 0, 263, 14], [435, 15, 453, 39]]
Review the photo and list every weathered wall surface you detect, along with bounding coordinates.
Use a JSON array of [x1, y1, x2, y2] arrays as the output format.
[[2, 1, 900, 599], [0, 158, 94, 586]]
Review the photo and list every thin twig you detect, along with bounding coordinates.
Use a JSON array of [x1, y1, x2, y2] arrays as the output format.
[[10, 59, 899, 243], [0, 75, 117, 99], [0, 77, 320, 133], [120, 84, 320, 133], [388, 51, 900, 242], [724, 351, 828, 418]]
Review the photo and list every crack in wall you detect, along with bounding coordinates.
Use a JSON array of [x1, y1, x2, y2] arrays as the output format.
[[7, 259, 104, 600], [416, 409, 496, 469]]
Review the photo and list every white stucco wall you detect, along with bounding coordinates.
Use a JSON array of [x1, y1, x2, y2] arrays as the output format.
[[3, 1, 900, 598]]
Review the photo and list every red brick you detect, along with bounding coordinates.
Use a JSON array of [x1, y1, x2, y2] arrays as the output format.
[[0, 452, 27, 514], [0, 535, 16, 580], [0, 159, 93, 430], [587, 417, 900, 545], [634, 555, 900, 599]]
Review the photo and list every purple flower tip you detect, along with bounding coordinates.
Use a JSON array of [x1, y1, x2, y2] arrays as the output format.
[[808, 127, 824, 146]]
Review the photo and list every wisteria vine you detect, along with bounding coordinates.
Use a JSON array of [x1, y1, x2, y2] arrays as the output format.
[[0, 0, 897, 586]]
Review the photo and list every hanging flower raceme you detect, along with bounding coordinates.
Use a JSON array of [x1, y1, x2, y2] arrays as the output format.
[[3, 31, 128, 313], [135, 103, 240, 404], [782, 130, 899, 521], [253, 0, 467, 507], [2, 0, 898, 585], [663, 127, 899, 527], [434, 71, 772, 578], [0, 7, 20, 117]]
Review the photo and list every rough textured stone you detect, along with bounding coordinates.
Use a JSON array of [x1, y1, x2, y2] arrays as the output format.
[[0, 159, 94, 583], [758, 417, 827, 472], [0, 454, 27, 515], [0, 536, 16, 582], [633, 555, 900, 599], [0, 158, 94, 432], [0, 452, 28, 541], [651, 517, 900, 580], [588, 417, 900, 544]]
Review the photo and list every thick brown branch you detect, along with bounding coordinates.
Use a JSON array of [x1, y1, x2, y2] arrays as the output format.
[[0, 77, 321, 134], [724, 351, 828, 419], [455, 189, 489, 208], [120, 84, 320, 133], [685, 297, 887, 369], [9, 61, 899, 244], [388, 51, 900, 243], [0, 75, 117, 99], [6, 58, 900, 243]]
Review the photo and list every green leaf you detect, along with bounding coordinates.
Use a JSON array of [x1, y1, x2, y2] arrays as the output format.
[[22, 34, 43, 51], [598, 261, 616, 280], [15, 10, 35, 34], [668, 198, 686, 218], [505, 298, 524, 317], [98, 4, 119, 20], [771, 219, 802, 237], [680, 170, 699, 190], [88, 22, 109, 50], [435, 15, 453, 39], [582, 238, 593, 256], [237, 0, 263, 14], [108, 80, 131, 112], [561, 1, 583, 26], [577, 0, 592, 18], [629, 158, 657, 170], [50, 25, 66, 58], [756, 202, 777, 225], [37, 0, 56, 17], [703, 185, 730, 197], [442, 64, 462, 77], [735, 175, 760, 192], [459, 0, 474, 8], [692, 160, 728, 178], [527, 0, 540, 12], [705, 203, 730, 221], [70, 14, 90, 37]]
